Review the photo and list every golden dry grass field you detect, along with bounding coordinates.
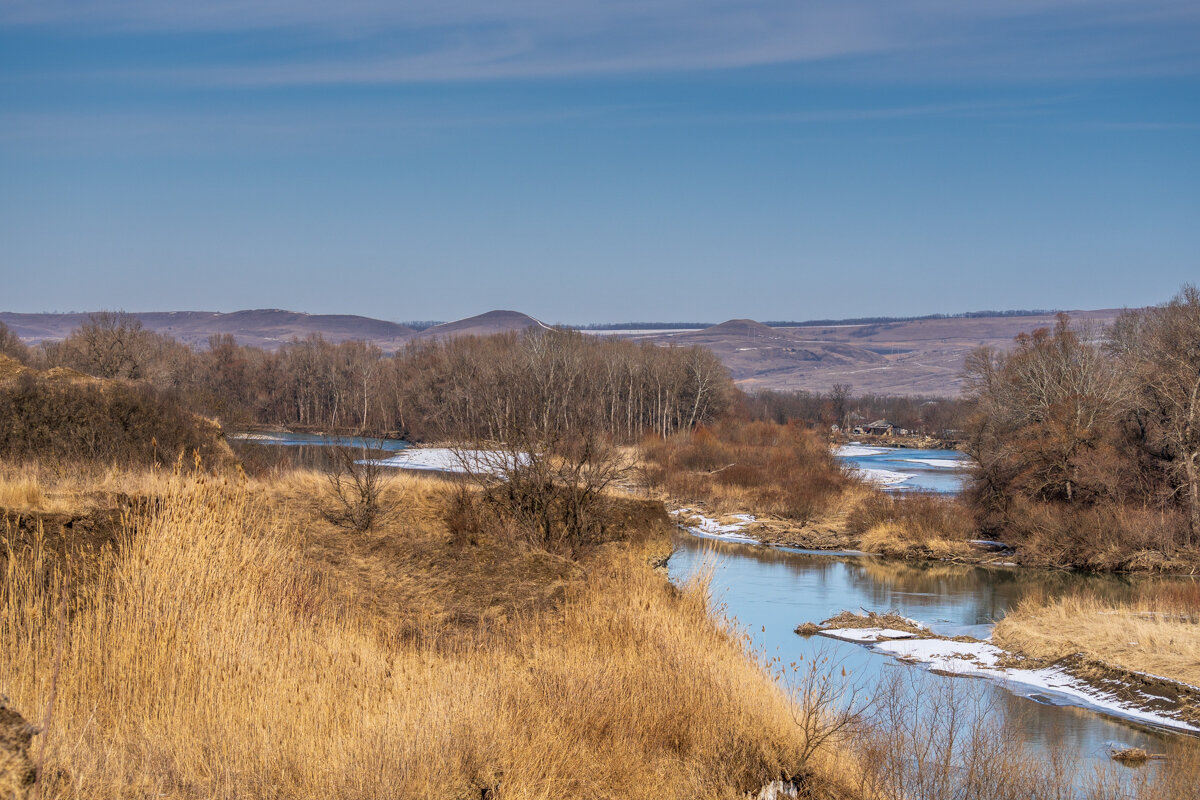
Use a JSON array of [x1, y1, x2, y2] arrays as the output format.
[[0, 466, 857, 800], [993, 586, 1200, 690]]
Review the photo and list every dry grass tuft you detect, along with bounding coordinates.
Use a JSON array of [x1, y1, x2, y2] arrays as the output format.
[[0, 476, 44, 512], [818, 611, 926, 635], [993, 588, 1200, 688], [0, 468, 90, 515], [0, 355, 29, 380]]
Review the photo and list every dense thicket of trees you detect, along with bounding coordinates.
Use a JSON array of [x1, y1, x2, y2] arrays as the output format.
[[0, 322, 28, 363], [0, 372, 230, 467], [16, 313, 732, 444], [964, 287, 1200, 558], [403, 330, 731, 442]]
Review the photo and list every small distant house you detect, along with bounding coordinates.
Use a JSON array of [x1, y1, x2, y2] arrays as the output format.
[[863, 419, 897, 436]]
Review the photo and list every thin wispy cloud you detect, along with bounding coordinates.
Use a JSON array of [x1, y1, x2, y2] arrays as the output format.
[[4, 0, 1200, 84]]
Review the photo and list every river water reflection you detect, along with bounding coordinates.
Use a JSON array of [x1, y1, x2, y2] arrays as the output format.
[[228, 431, 410, 474], [667, 532, 1192, 772]]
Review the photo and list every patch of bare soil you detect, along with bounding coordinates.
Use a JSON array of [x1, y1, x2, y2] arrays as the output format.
[[1058, 654, 1200, 729], [0, 696, 38, 796], [746, 516, 859, 551], [2, 506, 125, 565]]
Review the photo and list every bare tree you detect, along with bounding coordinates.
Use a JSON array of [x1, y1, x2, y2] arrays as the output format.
[[60, 310, 156, 380], [787, 650, 868, 771], [0, 322, 28, 363], [1110, 285, 1200, 542], [963, 315, 1127, 504], [830, 383, 852, 431], [446, 330, 635, 551]]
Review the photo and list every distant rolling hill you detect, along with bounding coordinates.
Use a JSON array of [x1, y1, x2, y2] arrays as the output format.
[[660, 319, 888, 383], [625, 310, 1123, 395], [1, 307, 1125, 396], [0, 310, 417, 351], [414, 310, 550, 340]]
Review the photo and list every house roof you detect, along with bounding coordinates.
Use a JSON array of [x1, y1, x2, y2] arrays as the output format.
[[866, 419, 896, 428]]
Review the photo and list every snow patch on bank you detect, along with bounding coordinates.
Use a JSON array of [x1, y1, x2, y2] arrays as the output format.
[[672, 508, 758, 543], [854, 468, 912, 486], [826, 631, 1200, 734], [821, 628, 919, 643], [835, 444, 891, 458], [369, 448, 521, 475], [901, 458, 963, 469]]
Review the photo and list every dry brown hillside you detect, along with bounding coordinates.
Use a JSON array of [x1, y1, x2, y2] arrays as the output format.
[[629, 310, 1123, 394]]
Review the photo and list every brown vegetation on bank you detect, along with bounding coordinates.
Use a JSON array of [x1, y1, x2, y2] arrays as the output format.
[[0, 467, 861, 800], [642, 419, 988, 558], [846, 493, 978, 561], [963, 286, 1200, 571], [641, 420, 859, 534]]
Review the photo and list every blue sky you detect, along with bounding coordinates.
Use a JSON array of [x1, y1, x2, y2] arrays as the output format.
[[2, 1, 1198, 323]]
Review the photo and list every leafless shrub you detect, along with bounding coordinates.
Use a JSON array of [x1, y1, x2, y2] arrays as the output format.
[[785, 650, 869, 772], [0, 322, 28, 364], [0, 371, 229, 468], [454, 429, 634, 553], [429, 330, 642, 552], [322, 441, 395, 533], [641, 420, 851, 523], [852, 670, 1200, 800], [853, 673, 1077, 800]]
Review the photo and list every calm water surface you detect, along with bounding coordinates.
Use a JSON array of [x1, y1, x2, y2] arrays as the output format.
[[678, 445, 1198, 776], [668, 521, 1197, 774], [228, 431, 410, 473], [835, 444, 968, 494]]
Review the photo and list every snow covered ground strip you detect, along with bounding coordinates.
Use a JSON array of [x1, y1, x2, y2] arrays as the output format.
[[835, 444, 892, 457], [672, 509, 759, 543], [853, 468, 912, 486], [901, 458, 964, 469], [825, 629, 1199, 733], [229, 432, 283, 442], [367, 448, 521, 475]]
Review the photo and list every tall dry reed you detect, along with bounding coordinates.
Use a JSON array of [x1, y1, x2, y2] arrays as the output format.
[[1, 474, 847, 799]]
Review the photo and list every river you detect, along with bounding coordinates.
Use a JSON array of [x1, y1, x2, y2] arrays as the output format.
[[668, 443, 1196, 777]]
